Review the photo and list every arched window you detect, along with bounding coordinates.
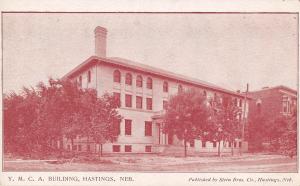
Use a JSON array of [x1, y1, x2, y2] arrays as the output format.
[[87, 70, 91, 83], [136, 75, 143, 87], [163, 81, 168, 92], [147, 77, 152, 89], [178, 84, 183, 93], [125, 73, 132, 85], [113, 70, 121, 83], [256, 103, 261, 114]]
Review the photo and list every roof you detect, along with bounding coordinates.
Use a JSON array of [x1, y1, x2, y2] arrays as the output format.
[[62, 56, 250, 99], [249, 85, 297, 95]]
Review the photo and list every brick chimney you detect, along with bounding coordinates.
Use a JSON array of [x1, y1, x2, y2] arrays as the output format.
[[94, 26, 107, 57]]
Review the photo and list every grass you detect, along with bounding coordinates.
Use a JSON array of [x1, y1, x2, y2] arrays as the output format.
[[3, 153, 297, 172]]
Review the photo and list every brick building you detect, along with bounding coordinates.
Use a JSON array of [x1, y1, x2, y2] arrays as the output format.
[[62, 26, 250, 154], [248, 86, 297, 119], [248, 86, 297, 151]]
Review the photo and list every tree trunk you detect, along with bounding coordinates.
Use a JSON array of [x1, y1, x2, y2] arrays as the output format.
[[231, 141, 234, 156], [71, 138, 74, 157], [218, 140, 221, 157], [100, 144, 103, 157], [184, 139, 187, 157]]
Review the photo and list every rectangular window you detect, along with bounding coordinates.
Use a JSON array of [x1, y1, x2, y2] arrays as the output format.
[[125, 145, 132, 152], [190, 140, 195, 147], [146, 98, 152, 110], [113, 92, 121, 107], [125, 94, 132, 107], [78, 76, 82, 88], [78, 145, 82, 151], [136, 96, 143, 109], [145, 121, 152, 136], [145, 145, 152, 152], [239, 142, 242, 148], [202, 141, 206, 148], [163, 100, 168, 110], [72, 145, 77, 151], [125, 119, 132, 135], [234, 142, 237, 148], [87, 70, 91, 83], [213, 141, 217, 148], [67, 145, 71, 151], [112, 145, 120, 152], [229, 142, 232, 148]]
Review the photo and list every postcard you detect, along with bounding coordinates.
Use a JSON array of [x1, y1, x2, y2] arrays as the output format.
[[0, 0, 299, 186]]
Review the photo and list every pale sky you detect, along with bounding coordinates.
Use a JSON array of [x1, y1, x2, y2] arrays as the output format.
[[3, 13, 298, 94]]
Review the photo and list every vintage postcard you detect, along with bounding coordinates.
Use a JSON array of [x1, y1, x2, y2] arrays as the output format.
[[0, 0, 300, 186]]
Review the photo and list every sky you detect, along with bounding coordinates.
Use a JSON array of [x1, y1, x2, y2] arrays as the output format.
[[2, 13, 298, 94]]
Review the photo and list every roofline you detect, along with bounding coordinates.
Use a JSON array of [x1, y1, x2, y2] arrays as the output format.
[[249, 85, 297, 95], [62, 56, 251, 99]]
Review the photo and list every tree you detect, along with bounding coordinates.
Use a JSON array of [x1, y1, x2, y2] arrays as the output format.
[[4, 78, 122, 158], [248, 115, 269, 152], [271, 115, 297, 158], [163, 88, 210, 157], [205, 94, 242, 156]]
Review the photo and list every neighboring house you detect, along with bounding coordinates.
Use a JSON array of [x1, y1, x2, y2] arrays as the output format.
[[248, 86, 297, 151], [248, 86, 297, 119], [62, 26, 250, 154]]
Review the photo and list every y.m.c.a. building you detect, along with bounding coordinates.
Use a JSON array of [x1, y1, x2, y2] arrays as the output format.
[[62, 26, 250, 155]]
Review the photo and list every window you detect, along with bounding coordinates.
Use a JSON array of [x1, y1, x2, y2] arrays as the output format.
[[163, 81, 168, 92], [125, 145, 132, 152], [213, 141, 217, 148], [234, 98, 238, 107], [78, 145, 82, 151], [257, 103, 261, 114], [147, 77, 152, 89], [282, 96, 290, 113], [238, 113, 242, 121], [67, 145, 71, 151], [113, 92, 121, 107], [178, 84, 183, 93], [146, 98, 152, 110], [136, 75, 143, 87], [202, 141, 206, 148], [87, 144, 90, 152], [125, 94, 132, 107], [125, 73, 132, 85], [203, 90, 207, 97], [239, 99, 242, 107], [136, 96, 143, 109], [145, 145, 152, 152], [113, 70, 121, 83], [190, 140, 195, 147], [163, 100, 168, 110], [125, 119, 132, 135], [234, 142, 237, 148], [79, 76, 82, 87], [113, 145, 120, 152], [72, 145, 77, 151], [239, 142, 242, 148], [87, 70, 91, 83], [116, 120, 121, 135], [145, 121, 152, 136]]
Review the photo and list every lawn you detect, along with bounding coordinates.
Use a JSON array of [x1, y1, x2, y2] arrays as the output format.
[[3, 153, 297, 172]]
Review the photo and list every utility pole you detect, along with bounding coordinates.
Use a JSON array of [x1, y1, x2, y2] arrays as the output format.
[[241, 83, 249, 154], [242, 84, 249, 140]]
